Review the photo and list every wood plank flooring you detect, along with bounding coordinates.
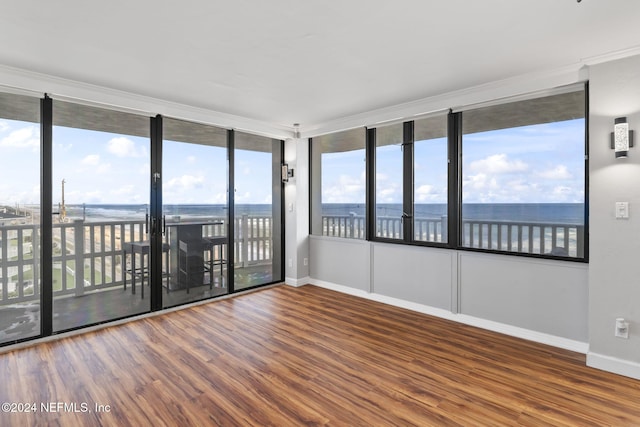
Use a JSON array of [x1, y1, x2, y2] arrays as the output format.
[[1, 284, 640, 426]]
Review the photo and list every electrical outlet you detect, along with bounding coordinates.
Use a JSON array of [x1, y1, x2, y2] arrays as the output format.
[[288, 258, 293, 268], [303, 258, 308, 266], [615, 318, 629, 339]]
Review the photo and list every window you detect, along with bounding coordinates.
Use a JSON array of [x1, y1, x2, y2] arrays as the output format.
[[0, 92, 41, 344], [373, 123, 404, 240], [51, 100, 152, 331], [460, 88, 586, 259], [233, 131, 284, 289], [311, 128, 366, 239], [368, 115, 449, 244], [413, 116, 449, 243]]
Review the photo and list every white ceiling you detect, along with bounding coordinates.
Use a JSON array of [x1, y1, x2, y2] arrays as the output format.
[[2, 0, 640, 134]]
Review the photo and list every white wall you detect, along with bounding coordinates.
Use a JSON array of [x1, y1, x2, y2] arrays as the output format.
[[587, 54, 640, 379], [372, 243, 453, 311], [459, 252, 588, 341]]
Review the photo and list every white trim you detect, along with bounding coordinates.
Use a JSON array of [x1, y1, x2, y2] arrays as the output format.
[[284, 276, 310, 287], [587, 352, 640, 380], [308, 278, 589, 354], [581, 44, 640, 66], [0, 64, 294, 139]]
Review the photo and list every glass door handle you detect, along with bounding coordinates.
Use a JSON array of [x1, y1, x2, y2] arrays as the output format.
[[162, 215, 167, 235], [145, 213, 149, 234]]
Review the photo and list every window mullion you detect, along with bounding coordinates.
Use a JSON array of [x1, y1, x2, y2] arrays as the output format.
[[403, 121, 413, 242]]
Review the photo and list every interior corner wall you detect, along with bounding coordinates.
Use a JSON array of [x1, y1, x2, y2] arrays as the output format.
[[284, 137, 310, 285], [587, 54, 640, 378]]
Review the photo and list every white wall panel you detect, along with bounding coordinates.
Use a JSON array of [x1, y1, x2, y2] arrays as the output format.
[[372, 243, 453, 310], [309, 236, 370, 292], [459, 252, 588, 341]]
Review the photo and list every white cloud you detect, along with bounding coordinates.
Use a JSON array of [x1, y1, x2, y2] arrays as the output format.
[[107, 137, 146, 157], [110, 185, 137, 197], [187, 156, 197, 164], [469, 154, 528, 174], [234, 191, 252, 203], [323, 173, 366, 203], [0, 120, 10, 132], [0, 126, 39, 149], [415, 184, 443, 203], [165, 174, 204, 192], [376, 172, 388, 182], [96, 163, 112, 174], [464, 173, 497, 191], [377, 186, 399, 203], [83, 191, 103, 203], [550, 185, 573, 201], [537, 165, 572, 180], [81, 154, 100, 166]]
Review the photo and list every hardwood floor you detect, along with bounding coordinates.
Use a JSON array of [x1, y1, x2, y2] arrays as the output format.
[[1, 284, 640, 426]]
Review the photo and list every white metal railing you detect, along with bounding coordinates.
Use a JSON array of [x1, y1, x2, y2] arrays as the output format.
[[0, 214, 273, 305], [322, 214, 585, 258]]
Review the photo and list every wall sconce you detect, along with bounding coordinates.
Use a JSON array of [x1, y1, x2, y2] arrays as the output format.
[[611, 117, 634, 158], [281, 164, 294, 183]]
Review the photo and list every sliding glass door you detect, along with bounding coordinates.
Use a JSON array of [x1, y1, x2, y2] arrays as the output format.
[[0, 93, 41, 344], [0, 92, 285, 346], [233, 132, 283, 290], [51, 101, 152, 332], [162, 118, 229, 308]]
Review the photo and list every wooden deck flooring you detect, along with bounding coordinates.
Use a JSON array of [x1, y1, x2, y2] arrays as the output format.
[[1, 284, 640, 426]]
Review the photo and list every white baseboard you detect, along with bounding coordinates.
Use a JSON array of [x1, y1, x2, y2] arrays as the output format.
[[284, 276, 311, 287], [587, 352, 640, 380], [309, 278, 588, 354]]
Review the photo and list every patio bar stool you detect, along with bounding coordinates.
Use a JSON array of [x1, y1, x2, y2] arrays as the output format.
[[122, 241, 170, 299], [178, 236, 227, 292], [203, 236, 227, 288]]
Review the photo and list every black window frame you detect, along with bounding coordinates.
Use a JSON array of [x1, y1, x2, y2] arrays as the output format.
[[358, 84, 588, 263]]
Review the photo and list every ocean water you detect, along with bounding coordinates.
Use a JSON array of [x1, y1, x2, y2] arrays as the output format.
[[62, 203, 585, 225], [62, 204, 274, 221], [322, 203, 585, 224]]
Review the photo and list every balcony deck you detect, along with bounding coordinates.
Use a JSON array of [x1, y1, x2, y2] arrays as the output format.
[[0, 264, 273, 343]]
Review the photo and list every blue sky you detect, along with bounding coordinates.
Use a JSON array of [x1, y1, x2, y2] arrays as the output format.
[[1, 117, 585, 207], [321, 119, 585, 205], [0, 118, 274, 206]]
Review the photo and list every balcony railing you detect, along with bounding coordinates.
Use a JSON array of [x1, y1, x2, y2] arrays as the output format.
[[0, 214, 273, 305], [322, 214, 584, 258]]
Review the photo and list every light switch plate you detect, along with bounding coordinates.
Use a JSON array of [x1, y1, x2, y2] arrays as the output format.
[[616, 201, 629, 219]]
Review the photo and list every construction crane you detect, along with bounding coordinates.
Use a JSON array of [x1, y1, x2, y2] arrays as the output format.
[[58, 179, 68, 223]]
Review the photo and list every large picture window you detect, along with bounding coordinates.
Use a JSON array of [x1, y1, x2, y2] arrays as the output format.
[[311, 86, 586, 261], [460, 88, 586, 258], [311, 128, 366, 239]]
